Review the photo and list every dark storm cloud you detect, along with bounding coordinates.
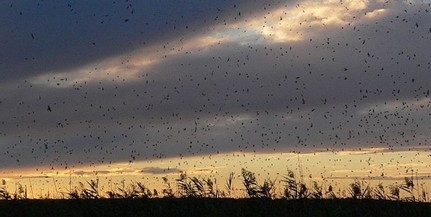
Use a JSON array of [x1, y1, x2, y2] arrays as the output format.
[[1, 0, 431, 169], [0, 0, 281, 81]]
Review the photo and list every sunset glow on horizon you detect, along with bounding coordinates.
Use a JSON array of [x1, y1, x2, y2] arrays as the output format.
[[2, 148, 430, 199]]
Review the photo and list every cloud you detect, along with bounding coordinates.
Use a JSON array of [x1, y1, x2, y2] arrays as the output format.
[[7, 175, 51, 180], [140, 167, 182, 175], [0, 0, 431, 171], [228, 0, 372, 42], [326, 174, 431, 181], [0, 0, 271, 81], [72, 170, 113, 176]]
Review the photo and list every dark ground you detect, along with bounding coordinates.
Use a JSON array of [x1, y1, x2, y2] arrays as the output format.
[[0, 198, 430, 217]]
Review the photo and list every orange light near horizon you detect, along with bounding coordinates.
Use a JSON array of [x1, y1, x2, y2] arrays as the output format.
[[2, 149, 430, 199]]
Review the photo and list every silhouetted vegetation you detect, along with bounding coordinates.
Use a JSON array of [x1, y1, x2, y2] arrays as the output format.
[[1, 168, 429, 202], [1, 168, 430, 202], [0, 168, 430, 216], [0, 186, 11, 200], [241, 168, 276, 199], [175, 173, 220, 198]]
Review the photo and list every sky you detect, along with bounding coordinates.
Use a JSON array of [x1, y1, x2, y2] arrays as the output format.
[[1, 0, 431, 197]]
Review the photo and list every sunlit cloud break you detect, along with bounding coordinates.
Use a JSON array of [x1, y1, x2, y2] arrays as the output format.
[[29, 0, 391, 88]]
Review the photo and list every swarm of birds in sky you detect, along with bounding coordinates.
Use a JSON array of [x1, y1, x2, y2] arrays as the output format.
[[0, 0, 430, 180]]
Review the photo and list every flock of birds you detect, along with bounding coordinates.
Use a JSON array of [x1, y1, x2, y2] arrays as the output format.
[[0, 0, 430, 185]]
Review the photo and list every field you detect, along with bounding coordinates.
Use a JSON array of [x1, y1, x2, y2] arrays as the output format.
[[0, 198, 430, 217]]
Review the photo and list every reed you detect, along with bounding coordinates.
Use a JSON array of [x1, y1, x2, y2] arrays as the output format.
[[0, 167, 429, 202]]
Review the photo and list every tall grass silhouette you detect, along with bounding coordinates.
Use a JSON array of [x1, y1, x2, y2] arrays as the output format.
[[0, 168, 429, 202], [241, 168, 276, 198]]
